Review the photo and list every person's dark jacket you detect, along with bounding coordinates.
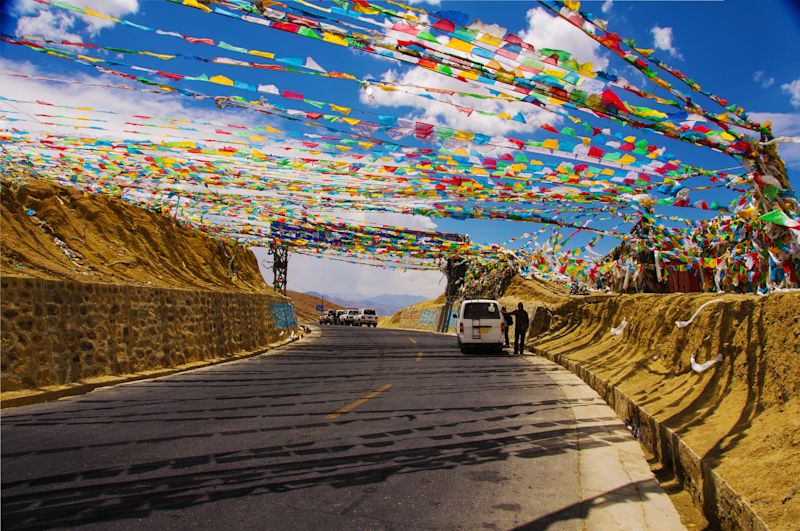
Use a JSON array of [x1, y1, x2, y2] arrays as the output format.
[[510, 309, 529, 332]]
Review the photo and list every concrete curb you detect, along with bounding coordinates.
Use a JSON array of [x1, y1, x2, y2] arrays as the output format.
[[523, 352, 685, 529], [1, 328, 311, 410], [530, 346, 770, 531]]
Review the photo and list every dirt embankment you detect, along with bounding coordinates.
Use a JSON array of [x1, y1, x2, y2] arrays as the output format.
[[1, 177, 270, 292], [286, 290, 343, 322], [387, 277, 800, 528], [381, 276, 568, 331], [533, 291, 800, 529]]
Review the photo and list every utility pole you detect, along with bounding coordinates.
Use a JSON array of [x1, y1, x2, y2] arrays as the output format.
[[270, 243, 289, 294], [434, 232, 471, 332]]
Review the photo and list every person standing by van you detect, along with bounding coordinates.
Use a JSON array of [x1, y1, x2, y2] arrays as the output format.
[[510, 302, 529, 356], [501, 306, 513, 348]]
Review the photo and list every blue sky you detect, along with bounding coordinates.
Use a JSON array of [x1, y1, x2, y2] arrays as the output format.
[[2, 0, 799, 299]]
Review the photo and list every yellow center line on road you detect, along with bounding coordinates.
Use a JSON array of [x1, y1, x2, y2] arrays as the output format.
[[326, 384, 393, 420], [408, 338, 417, 344], [416, 351, 423, 362]]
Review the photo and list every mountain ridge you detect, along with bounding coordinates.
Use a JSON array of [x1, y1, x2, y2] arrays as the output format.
[[305, 291, 428, 315]]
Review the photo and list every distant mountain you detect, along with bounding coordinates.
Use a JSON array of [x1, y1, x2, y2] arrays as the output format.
[[286, 290, 344, 322], [306, 291, 428, 316]]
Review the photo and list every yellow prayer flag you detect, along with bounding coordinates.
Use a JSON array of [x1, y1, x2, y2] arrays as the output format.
[[142, 51, 175, 60], [542, 138, 559, 150], [478, 33, 503, 47], [352, 2, 379, 14], [447, 38, 473, 53], [182, 0, 212, 13], [578, 61, 596, 77], [454, 130, 474, 142], [248, 49, 275, 60], [330, 104, 351, 115], [209, 75, 234, 86], [323, 32, 349, 46], [85, 7, 119, 21]]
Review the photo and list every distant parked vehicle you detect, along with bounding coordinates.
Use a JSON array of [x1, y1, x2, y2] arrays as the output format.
[[319, 309, 336, 325], [454, 299, 504, 354], [319, 310, 335, 325], [341, 309, 359, 325], [335, 310, 347, 325], [354, 309, 378, 327]]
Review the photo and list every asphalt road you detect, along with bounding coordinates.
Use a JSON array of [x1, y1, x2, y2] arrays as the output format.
[[1, 326, 680, 530]]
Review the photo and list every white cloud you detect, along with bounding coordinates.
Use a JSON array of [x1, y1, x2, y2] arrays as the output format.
[[405, 0, 441, 5], [651, 26, 682, 60], [519, 7, 610, 70], [12, 0, 139, 40], [781, 79, 800, 108], [362, 67, 556, 137], [753, 70, 775, 89], [368, 6, 615, 137], [257, 249, 446, 299], [15, 9, 81, 42], [602, 0, 614, 14], [0, 58, 258, 146], [467, 20, 507, 38], [750, 111, 800, 168]]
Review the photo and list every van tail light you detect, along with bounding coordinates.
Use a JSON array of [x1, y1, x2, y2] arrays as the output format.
[[501, 321, 506, 333], [459, 322, 464, 334]]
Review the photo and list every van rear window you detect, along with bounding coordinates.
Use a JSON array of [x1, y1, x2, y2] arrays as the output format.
[[463, 302, 499, 319], [363, 310, 376, 315]]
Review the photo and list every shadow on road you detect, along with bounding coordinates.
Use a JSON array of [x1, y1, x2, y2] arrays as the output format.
[[2, 327, 643, 529], [2, 414, 631, 528]]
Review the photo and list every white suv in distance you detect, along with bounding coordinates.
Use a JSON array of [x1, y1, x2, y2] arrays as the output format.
[[354, 309, 378, 327], [454, 299, 505, 354], [342, 309, 359, 325]]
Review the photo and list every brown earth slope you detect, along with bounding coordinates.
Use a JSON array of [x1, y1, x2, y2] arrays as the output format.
[[1, 177, 272, 293], [533, 291, 800, 529], [386, 277, 800, 529], [286, 290, 343, 322]]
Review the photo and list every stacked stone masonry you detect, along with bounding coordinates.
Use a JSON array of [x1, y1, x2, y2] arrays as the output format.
[[1, 276, 295, 391]]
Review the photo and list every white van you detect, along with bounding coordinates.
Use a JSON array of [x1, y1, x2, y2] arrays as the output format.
[[342, 308, 359, 325], [354, 309, 378, 327], [454, 299, 505, 354]]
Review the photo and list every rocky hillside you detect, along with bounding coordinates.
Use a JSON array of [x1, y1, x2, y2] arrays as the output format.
[[1, 177, 272, 293]]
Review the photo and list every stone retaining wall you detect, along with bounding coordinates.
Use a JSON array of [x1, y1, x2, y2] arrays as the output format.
[[1, 276, 296, 391]]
